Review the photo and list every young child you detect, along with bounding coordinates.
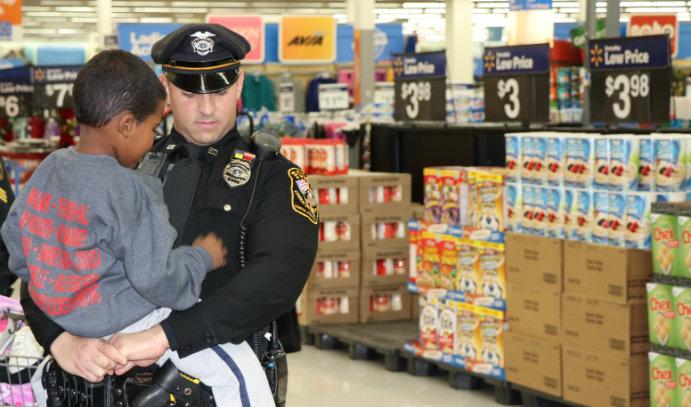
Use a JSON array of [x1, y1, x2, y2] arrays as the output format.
[[0, 50, 273, 406]]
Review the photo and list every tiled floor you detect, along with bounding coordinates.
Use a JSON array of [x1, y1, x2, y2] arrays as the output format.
[[286, 344, 504, 407]]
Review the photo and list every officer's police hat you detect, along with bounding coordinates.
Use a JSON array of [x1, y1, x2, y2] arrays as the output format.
[[151, 23, 251, 94]]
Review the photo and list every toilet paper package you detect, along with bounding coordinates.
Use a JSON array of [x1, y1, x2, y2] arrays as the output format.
[[609, 134, 640, 191]]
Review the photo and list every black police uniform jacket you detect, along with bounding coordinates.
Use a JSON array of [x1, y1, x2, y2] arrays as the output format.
[[20, 127, 319, 358]]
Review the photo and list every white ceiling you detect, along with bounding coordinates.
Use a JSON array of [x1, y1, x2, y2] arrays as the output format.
[[12, 0, 691, 47]]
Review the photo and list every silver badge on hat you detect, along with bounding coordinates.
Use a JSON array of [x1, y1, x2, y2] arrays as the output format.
[[223, 158, 251, 188], [190, 31, 216, 56]]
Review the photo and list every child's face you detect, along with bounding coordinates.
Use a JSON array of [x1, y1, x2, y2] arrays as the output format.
[[119, 101, 165, 168]]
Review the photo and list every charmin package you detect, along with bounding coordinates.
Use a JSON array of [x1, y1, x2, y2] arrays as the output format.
[[639, 136, 655, 191], [609, 134, 640, 191], [608, 191, 628, 246], [565, 134, 595, 189], [625, 192, 655, 249], [521, 135, 535, 184], [575, 188, 593, 242], [594, 136, 610, 190], [592, 190, 610, 244], [564, 188, 578, 240], [521, 184, 535, 233], [505, 133, 522, 183], [546, 186, 565, 239], [545, 133, 565, 186], [532, 186, 548, 236], [504, 183, 522, 233], [654, 134, 686, 192]]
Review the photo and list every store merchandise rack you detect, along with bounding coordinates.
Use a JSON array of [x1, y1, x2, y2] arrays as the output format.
[[301, 321, 584, 407]]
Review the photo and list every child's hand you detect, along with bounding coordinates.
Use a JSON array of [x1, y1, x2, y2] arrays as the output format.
[[193, 232, 227, 270]]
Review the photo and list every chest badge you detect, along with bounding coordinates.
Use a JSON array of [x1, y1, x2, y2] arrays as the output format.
[[223, 158, 252, 188]]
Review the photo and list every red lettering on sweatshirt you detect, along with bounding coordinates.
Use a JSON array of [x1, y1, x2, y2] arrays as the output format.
[[57, 198, 89, 226]]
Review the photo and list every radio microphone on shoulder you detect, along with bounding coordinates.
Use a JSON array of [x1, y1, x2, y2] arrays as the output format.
[[250, 130, 281, 161]]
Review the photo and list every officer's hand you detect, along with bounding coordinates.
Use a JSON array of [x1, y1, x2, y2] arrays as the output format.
[[193, 232, 227, 270], [109, 324, 170, 375], [50, 332, 127, 383]]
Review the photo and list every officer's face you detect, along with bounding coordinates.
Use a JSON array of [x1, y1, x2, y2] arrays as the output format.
[[162, 71, 245, 146]]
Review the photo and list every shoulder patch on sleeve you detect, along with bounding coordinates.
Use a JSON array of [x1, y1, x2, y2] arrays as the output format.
[[288, 168, 319, 224]]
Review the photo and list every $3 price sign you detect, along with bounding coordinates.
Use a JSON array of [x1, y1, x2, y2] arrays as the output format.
[[400, 81, 431, 120], [496, 78, 520, 119], [604, 73, 649, 120]]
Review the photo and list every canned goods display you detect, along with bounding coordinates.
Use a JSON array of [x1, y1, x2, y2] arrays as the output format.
[[371, 294, 391, 312], [375, 258, 394, 275], [368, 185, 403, 203], [337, 260, 351, 278], [371, 222, 405, 240]]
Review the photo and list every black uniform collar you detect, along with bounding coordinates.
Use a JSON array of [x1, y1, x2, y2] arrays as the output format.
[[164, 126, 240, 162]]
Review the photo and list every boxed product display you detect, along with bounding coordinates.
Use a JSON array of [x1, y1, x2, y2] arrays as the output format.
[[649, 352, 677, 407], [546, 133, 565, 187], [647, 283, 674, 347], [562, 347, 648, 407], [360, 245, 409, 286], [424, 167, 442, 224], [561, 293, 648, 358], [438, 299, 457, 354], [297, 286, 359, 325], [593, 136, 610, 191], [318, 213, 361, 252], [360, 284, 411, 323], [676, 357, 691, 407], [307, 250, 361, 289], [419, 295, 441, 352], [506, 282, 560, 341], [652, 212, 681, 277], [563, 240, 652, 303], [609, 135, 640, 191], [505, 133, 521, 183], [309, 173, 359, 215], [361, 210, 410, 250], [440, 167, 470, 226], [351, 169, 412, 213], [625, 192, 656, 249], [505, 332, 562, 398], [653, 134, 687, 192], [564, 134, 595, 189], [504, 183, 522, 232], [671, 286, 691, 352], [505, 232, 563, 291], [463, 303, 506, 380]]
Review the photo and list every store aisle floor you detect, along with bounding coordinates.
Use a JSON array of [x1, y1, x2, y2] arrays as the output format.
[[286, 345, 504, 406]]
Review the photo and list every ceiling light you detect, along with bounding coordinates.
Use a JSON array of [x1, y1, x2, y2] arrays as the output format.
[[403, 2, 446, 8]]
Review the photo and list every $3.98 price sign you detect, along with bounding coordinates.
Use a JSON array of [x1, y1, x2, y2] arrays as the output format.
[[394, 78, 445, 121], [590, 69, 669, 123]]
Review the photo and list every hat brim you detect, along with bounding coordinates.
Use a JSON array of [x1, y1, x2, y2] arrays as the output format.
[[167, 70, 240, 94]]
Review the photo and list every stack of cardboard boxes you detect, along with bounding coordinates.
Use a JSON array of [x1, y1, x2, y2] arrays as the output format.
[[505, 232, 651, 407], [297, 170, 413, 325]]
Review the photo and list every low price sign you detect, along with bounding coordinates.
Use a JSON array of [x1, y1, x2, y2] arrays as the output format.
[[31, 66, 81, 110], [393, 51, 446, 122], [483, 43, 550, 122], [588, 35, 671, 123], [0, 67, 33, 119]]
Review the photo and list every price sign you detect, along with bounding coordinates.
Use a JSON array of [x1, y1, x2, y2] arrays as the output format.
[[31, 66, 81, 110], [318, 83, 349, 110], [393, 51, 446, 121], [0, 67, 34, 119], [588, 35, 670, 123], [483, 43, 550, 122], [279, 82, 296, 113]]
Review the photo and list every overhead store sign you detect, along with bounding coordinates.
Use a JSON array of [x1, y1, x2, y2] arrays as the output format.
[[510, 0, 551, 11], [628, 14, 678, 58], [393, 51, 446, 121], [483, 43, 550, 122], [207, 15, 264, 63], [0, 0, 21, 38], [117, 23, 183, 62], [588, 35, 671, 123], [279, 16, 335, 63], [374, 23, 403, 62]]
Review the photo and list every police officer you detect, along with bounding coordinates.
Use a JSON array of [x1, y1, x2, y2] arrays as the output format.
[[19, 23, 319, 401]]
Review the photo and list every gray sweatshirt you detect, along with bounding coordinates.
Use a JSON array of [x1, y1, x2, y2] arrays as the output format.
[[0, 148, 213, 338]]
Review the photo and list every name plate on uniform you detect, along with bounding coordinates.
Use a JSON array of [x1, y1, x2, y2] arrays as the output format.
[[588, 35, 671, 123], [483, 43, 550, 122]]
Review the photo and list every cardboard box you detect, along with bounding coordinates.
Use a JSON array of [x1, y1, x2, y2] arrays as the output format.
[[562, 293, 648, 358], [506, 283, 560, 341], [505, 332, 562, 398], [350, 169, 412, 213], [505, 232, 563, 291], [298, 286, 359, 325], [563, 240, 652, 303], [562, 347, 648, 407], [307, 250, 361, 289], [308, 173, 359, 215], [318, 213, 361, 252], [361, 210, 410, 250], [360, 284, 412, 323], [361, 245, 409, 286]]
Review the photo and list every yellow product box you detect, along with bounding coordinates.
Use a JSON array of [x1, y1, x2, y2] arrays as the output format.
[[423, 167, 442, 224], [463, 302, 506, 377], [456, 238, 480, 295], [647, 283, 674, 347], [475, 171, 506, 232], [651, 213, 680, 277], [471, 240, 506, 308], [438, 299, 457, 354], [649, 352, 677, 407]]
